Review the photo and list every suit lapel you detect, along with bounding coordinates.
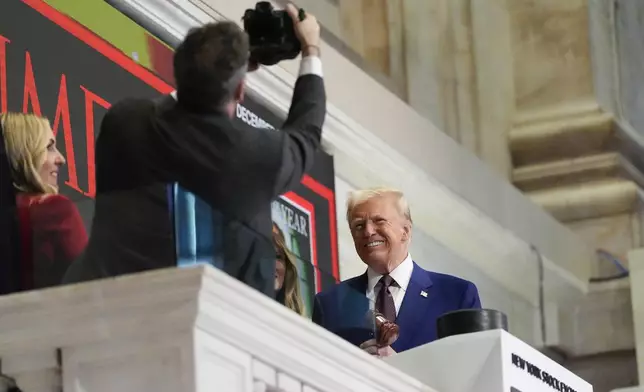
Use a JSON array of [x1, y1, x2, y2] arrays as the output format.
[[344, 272, 368, 297], [339, 273, 370, 327], [333, 273, 373, 345], [392, 262, 433, 352]]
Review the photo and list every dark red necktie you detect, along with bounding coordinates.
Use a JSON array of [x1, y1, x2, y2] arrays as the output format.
[[376, 275, 396, 322]]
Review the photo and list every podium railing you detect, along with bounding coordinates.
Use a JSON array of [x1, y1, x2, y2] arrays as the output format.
[[0, 266, 434, 392]]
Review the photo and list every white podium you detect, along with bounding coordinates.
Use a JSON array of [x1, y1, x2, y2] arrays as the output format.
[[0, 266, 434, 392], [385, 329, 592, 392]]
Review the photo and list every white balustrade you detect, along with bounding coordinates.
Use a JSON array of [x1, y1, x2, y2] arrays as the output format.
[[0, 266, 434, 392]]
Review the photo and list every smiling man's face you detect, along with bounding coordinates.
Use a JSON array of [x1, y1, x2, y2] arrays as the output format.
[[349, 194, 411, 274]]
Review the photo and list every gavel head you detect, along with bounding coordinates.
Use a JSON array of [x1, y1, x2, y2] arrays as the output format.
[[374, 312, 400, 347]]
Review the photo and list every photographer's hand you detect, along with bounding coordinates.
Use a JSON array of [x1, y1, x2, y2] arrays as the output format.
[[359, 339, 397, 358], [286, 3, 321, 57]]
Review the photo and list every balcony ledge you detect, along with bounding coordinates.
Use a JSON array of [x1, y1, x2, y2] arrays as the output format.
[[0, 266, 434, 392]]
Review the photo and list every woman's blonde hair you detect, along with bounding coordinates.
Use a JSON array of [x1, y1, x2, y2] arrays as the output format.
[[0, 112, 57, 195], [272, 224, 305, 316]]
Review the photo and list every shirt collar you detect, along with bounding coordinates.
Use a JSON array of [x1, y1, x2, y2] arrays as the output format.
[[366, 253, 414, 293]]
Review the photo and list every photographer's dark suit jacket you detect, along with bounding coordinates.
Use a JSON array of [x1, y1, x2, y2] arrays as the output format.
[[63, 73, 326, 297]]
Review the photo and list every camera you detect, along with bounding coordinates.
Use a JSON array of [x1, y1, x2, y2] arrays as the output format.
[[243, 2, 301, 66]]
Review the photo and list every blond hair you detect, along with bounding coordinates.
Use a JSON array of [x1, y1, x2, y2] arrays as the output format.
[[346, 187, 412, 224], [273, 223, 306, 316], [0, 112, 57, 195]]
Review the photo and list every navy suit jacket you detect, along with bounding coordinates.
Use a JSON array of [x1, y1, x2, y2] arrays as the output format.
[[312, 262, 481, 353]]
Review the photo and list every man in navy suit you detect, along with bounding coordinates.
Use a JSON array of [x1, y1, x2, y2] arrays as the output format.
[[312, 187, 481, 357]]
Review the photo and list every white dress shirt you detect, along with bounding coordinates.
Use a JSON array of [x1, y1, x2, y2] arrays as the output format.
[[299, 55, 323, 77], [366, 254, 414, 316]]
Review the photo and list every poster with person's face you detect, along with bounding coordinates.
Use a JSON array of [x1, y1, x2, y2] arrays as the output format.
[[272, 195, 317, 315]]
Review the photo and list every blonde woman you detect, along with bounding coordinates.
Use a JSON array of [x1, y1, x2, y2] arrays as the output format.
[[272, 223, 305, 316], [1, 112, 87, 290]]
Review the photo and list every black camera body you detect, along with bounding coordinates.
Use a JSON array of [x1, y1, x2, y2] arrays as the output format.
[[243, 2, 301, 66]]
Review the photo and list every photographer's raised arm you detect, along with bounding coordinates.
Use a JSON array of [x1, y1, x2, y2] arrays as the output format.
[[272, 58, 326, 194], [272, 4, 327, 195]]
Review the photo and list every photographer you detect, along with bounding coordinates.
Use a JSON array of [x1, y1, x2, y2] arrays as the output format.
[[63, 3, 325, 298]]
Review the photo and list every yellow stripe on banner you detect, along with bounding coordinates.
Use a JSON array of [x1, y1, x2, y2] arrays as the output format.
[[42, 0, 153, 68]]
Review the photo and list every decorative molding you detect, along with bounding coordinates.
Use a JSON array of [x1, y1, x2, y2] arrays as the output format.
[[513, 152, 620, 192], [509, 109, 614, 167], [512, 99, 603, 128], [114, 0, 595, 307], [528, 178, 638, 222], [0, 266, 436, 392]]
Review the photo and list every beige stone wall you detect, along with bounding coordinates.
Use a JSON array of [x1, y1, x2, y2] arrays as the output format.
[[297, 0, 642, 272], [302, 0, 609, 180], [563, 350, 638, 392], [509, 0, 594, 115]]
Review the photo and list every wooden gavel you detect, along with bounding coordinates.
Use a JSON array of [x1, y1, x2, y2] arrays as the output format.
[[374, 312, 399, 347]]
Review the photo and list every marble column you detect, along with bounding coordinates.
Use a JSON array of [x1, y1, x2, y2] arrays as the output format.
[[627, 248, 644, 383]]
